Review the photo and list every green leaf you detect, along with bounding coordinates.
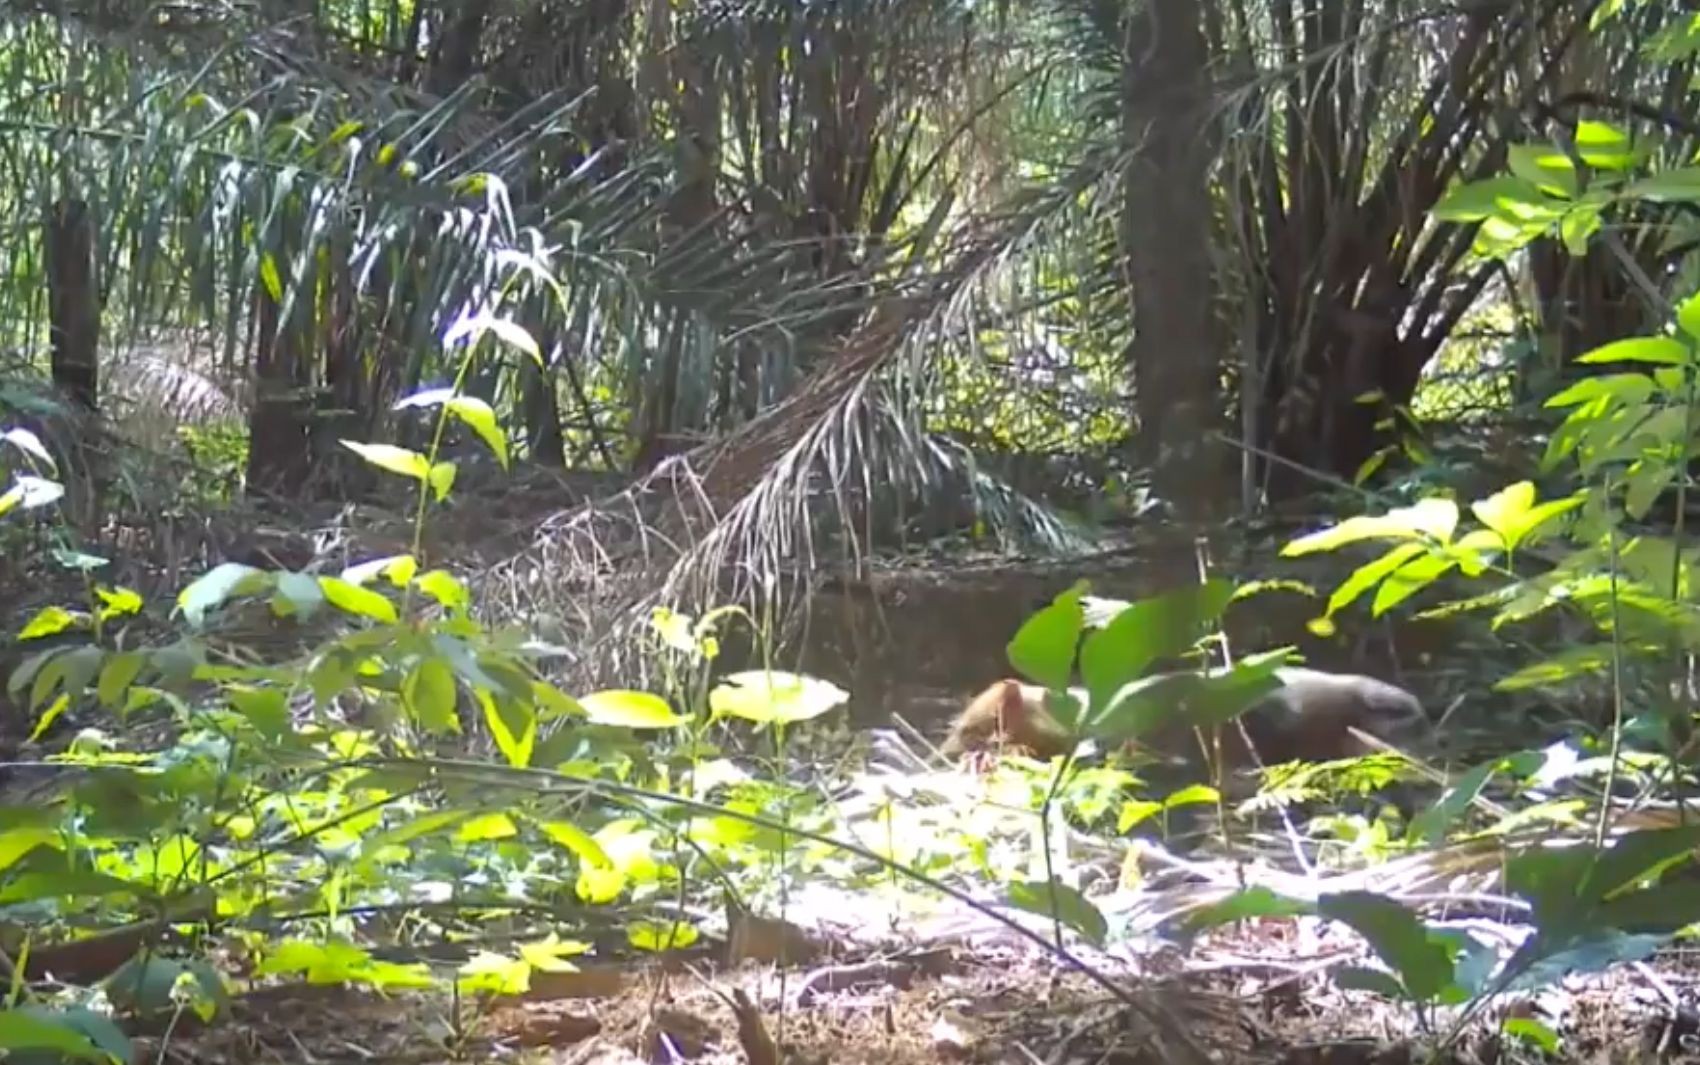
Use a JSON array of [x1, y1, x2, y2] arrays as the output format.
[[1626, 168, 1700, 202], [177, 563, 269, 627], [342, 555, 418, 588], [1432, 175, 1547, 222], [1575, 336, 1689, 366], [316, 577, 400, 624], [1317, 891, 1454, 1003], [338, 441, 431, 482], [1679, 292, 1700, 343], [0, 827, 59, 874], [0, 1006, 130, 1064], [707, 671, 849, 725], [0, 475, 65, 517], [479, 691, 536, 768], [427, 461, 457, 502], [1503, 1017, 1561, 1055], [17, 606, 86, 641], [414, 570, 470, 612], [1, 427, 56, 470], [1079, 580, 1233, 711], [1470, 482, 1584, 552], [271, 572, 327, 619], [402, 658, 460, 734], [534, 819, 612, 868], [259, 253, 284, 301], [1407, 759, 1498, 845], [1332, 965, 1411, 1001], [1006, 880, 1108, 947], [1007, 581, 1088, 691], [447, 396, 509, 469], [1325, 542, 1427, 617], [628, 920, 699, 952], [95, 652, 146, 710], [578, 690, 685, 729], [226, 686, 290, 739], [1282, 498, 1459, 556], [443, 313, 543, 365], [93, 586, 143, 620], [1183, 886, 1311, 932]]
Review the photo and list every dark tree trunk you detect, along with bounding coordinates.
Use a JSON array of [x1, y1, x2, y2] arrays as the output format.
[[45, 198, 99, 412], [1120, 0, 1229, 521], [246, 287, 313, 496], [426, 0, 493, 98]]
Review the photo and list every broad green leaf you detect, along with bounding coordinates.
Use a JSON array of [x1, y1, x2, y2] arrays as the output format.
[[1184, 886, 1312, 932], [446, 396, 508, 469], [1503, 1017, 1561, 1055], [95, 652, 146, 709], [1325, 542, 1427, 617], [1080, 580, 1233, 710], [0, 475, 65, 516], [443, 313, 543, 365], [0, 1006, 129, 1064], [627, 920, 699, 952], [414, 569, 469, 611], [707, 671, 848, 725], [577, 690, 685, 729], [1679, 292, 1700, 343], [1283, 498, 1459, 556], [339, 441, 430, 482], [18, 606, 86, 641], [226, 686, 290, 739], [1575, 336, 1689, 366], [259, 253, 284, 301], [456, 952, 531, 996], [93, 587, 143, 620], [1006, 880, 1108, 947], [1471, 482, 1584, 552], [517, 934, 590, 972], [177, 563, 268, 627], [1408, 760, 1498, 845], [402, 658, 459, 734], [479, 691, 536, 767], [1544, 372, 1654, 411], [651, 607, 697, 654], [342, 555, 417, 588], [1, 428, 55, 470], [1317, 891, 1454, 1003], [535, 820, 612, 868], [1432, 176, 1546, 222], [0, 827, 59, 872], [1372, 553, 1456, 615], [1626, 168, 1700, 202], [457, 813, 518, 842], [271, 572, 326, 619], [316, 577, 399, 624], [1007, 581, 1088, 691], [532, 681, 584, 721], [427, 461, 457, 501]]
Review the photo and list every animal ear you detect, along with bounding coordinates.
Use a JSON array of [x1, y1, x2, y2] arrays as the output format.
[[998, 680, 1024, 721]]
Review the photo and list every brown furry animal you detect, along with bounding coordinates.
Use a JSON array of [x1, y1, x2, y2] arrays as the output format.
[[941, 667, 1430, 770]]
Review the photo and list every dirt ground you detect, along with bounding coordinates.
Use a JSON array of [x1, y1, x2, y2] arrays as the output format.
[[143, 906, 1700, 1065]]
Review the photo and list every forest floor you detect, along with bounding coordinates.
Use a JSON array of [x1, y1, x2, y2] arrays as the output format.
[[151, 907, 1698, 1065]]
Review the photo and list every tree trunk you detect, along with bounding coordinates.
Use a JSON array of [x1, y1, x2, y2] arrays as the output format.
[[45, 198, 99, 412], [1120, 0, 1228, 521]]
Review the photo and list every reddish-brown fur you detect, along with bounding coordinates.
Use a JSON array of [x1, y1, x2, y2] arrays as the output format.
[[941, 668, 1430, 771]]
